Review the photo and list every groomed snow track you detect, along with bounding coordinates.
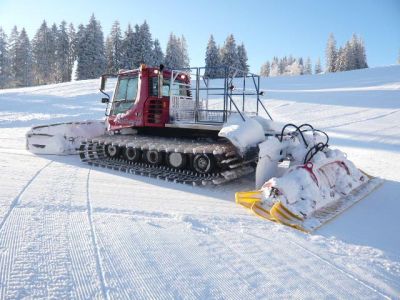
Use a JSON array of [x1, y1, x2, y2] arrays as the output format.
[[78, 135, 256, 185]]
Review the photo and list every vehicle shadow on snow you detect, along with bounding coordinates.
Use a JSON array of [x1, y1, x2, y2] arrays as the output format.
[[41, 154, 255, 202], [34, 153, 400, 258], [316, 179, 400, 258]]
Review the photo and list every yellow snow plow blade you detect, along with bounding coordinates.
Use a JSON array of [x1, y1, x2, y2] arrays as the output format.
[[235, 190, 275, 221], [235, 175, 383, 233], [269, 202, 308, 233]]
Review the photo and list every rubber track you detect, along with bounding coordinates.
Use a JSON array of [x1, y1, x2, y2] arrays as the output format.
[[78, 137, 255, 186]]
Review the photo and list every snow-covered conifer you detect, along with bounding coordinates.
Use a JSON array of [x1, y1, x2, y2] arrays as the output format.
[[298, 57, 304, 75], [76, 14, 106, 80], [286, 60, 302, 76], [55, 21, 70, 82], [152, 39, 164, 66], [204, 35, 221, 78], [304, 57, 312, 75], [164, 33, 179, 69], [344, 41, 355, 71], [15, 28, 33, 87], [8, 26, 19, 87], [220, 34, 239, 74], [269, 58, 280, 77], [165, 33, 189, 69], [326, 33, 337, 72], [136, 21, 153, 66], [121, 24, 136, 69], [49, 23, 58, 82], [0, 27, 11, 88], [105, 21, 123, 73], [278, 56, 287, 75], [314, 57, 322, 74], [357, 36, 368, 69], [336, 46, 346, 72], [237, 43, 249, 73], [32, 21, 54, 85], [67, 23, 77, 81], [260, 61, 270, 77], [179, 35, 190, 68]]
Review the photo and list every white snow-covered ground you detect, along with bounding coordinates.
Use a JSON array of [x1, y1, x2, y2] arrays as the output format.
[[0, 66, 399, 299]]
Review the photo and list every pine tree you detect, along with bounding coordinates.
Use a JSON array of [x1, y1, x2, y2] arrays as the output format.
[[220, 34, 239, 75], [336, 46, 346, 72], [105, 20, 123, 73], [336, 46, 342, 71], [77, 14, 106, 80], [8, 26, 19, 87], [55, 21, 70, 82], [67, 23, 77, 81], [204, 35, 221, 78], [350, 34, 360, 69], [131, 24, 141, 68], [32, 21, 54, 85], [357, 36, 368, 69], [344, 41, 355, 70], [304, 57, 312, 75], [298, 57, 304, 75], [136, 21, 153, 66], [237, 43, 249, 73], [74, 24, 85, 79], [48, 23, 58, 82], [326, 33, 337, 72], [314, 57, 322, 74], [278, 56, 286, 75], [164, 33, 189, 69], [286, 59, 302, 76], [270, 60, 279, 77], [152, 39, 164, 66], [15, 28, 33, 87], [121, 24, 136, 69], [260, 61, 270, 77], [0, 27, 10, 88], [164, 33, 179, 69], [179, 35, 190, 68]]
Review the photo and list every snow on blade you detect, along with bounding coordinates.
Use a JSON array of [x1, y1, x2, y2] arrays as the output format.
[[218, 114, 265, 155], [26, 120, 105, 154]]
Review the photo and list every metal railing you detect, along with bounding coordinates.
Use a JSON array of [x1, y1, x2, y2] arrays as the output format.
[[169, 66, 272, 124]]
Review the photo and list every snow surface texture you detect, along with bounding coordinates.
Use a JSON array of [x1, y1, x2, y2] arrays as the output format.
[[0, 66, 400, 298]]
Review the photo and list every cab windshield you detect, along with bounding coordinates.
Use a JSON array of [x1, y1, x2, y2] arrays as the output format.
[[149, 77, 189, 97], [111, 76, 139, 115]]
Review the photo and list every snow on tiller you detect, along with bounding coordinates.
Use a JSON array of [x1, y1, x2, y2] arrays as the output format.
[[236, 123, 383, 232]]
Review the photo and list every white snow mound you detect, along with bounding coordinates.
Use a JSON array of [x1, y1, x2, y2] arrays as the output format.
[[218, 114, 265, 154]]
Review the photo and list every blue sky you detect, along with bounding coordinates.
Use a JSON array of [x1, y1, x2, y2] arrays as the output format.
[[0, 0, 399, 72]]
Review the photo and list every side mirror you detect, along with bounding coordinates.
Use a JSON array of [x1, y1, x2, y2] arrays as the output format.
[[100, 75, 107, 91], [101, 98, 109, 103]]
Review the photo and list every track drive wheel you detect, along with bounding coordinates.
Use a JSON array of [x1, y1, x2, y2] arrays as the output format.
[[166, 152, 187, 169], [105, 144, 120, 158], [192, 154, 215, 174], [144, 150, 163, 165], [123, 146, 141, 162]]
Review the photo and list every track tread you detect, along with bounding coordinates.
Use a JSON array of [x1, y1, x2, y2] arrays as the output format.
[[79, 135, 255, 185]]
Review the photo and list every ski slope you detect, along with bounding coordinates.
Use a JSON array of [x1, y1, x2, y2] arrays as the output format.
[[0, 66, 399, 299]]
